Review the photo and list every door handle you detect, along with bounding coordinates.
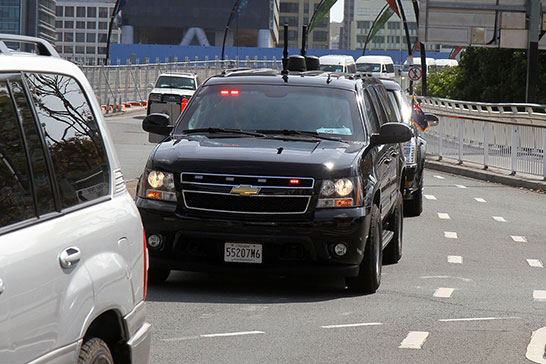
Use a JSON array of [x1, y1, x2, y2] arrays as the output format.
[[59, 247, 81, 269], [0, 278, 4, 294]]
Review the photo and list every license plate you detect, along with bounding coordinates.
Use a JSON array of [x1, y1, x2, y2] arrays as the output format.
[[224, 243, 262, 263]]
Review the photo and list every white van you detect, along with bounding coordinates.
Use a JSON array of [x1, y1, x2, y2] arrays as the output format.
[[435, 59, 459, 67], [402, 57, 437, 74], [356, 55, 395, 78], [0, 34, 150, 364], [319, 55, 357, 73]]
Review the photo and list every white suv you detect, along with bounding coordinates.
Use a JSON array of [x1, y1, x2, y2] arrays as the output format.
[[0, 34, 150, 364]]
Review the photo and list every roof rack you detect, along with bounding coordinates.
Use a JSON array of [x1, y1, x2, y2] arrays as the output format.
[[0, 33, 59, 57], [222, 68, 278, 77]]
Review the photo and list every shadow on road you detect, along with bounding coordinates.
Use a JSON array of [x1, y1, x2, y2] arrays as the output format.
[[146, 271, 364, 304]]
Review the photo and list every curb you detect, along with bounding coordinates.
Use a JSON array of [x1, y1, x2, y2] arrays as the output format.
[[425, 158, 546, 192]]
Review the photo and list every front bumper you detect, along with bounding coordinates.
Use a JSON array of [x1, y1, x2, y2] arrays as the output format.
[[137, 198, 371, 277], [124, 301, 151, 364]]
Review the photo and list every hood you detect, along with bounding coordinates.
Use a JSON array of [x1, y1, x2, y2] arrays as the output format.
[[150, 88, 195, 97], [150, 136, 364, 178]]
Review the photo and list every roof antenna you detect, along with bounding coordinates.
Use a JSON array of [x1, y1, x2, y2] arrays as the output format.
[[301, 25, 307, 57], [281, 24, 289, 76]]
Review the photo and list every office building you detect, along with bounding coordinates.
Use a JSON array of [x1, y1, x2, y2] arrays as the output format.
[[0, 0, 56, 43], [55, 0, 121, 64], [278, 0, 329, 49]]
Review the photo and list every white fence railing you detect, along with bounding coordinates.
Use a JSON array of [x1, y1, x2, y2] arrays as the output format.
[[419, 97, 546, 179], [80, 58, 282, 110]]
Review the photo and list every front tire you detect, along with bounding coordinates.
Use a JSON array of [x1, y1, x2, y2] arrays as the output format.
[[404, 184, 423, 217], [78, 337, 113, 364], [346, 204, 382, 294]]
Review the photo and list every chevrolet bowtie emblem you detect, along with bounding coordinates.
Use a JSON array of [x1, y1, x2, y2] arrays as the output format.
[[231, 185, 260, 196]]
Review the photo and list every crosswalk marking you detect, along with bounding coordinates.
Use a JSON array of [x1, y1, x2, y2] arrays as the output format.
[[399, 331, 429, 349]]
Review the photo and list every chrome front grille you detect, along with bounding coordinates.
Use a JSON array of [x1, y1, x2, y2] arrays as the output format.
[[180, 173, 315, 214]]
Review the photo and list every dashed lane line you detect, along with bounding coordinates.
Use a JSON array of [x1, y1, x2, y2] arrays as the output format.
[[421, 276, 473, 282], [200, 331, 265, 338], [399, 331, 429, 349], [438, 213, 451, 219], [434, 175, 445, 180], [321, 323, 383, 329], [433, 287, 455, 298], [448, 256, 463, 264], [511, 235, 528, 243], [492, 216, 507, 222], [527, 259, 544, 268], [424, 194, 437, 200], [439, 317, 521, 322], [474, 197, 487, 203], [526, 327, 546, 364], [444, 231, 458, 239], [455, 184, 467, 189], [533, 291, 546, 302]]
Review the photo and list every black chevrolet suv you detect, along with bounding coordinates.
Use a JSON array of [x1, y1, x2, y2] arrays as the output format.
[[137, 66, 411, 294]]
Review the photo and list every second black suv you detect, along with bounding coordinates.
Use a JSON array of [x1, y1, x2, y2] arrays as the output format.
[[137, 67, 411, 294]]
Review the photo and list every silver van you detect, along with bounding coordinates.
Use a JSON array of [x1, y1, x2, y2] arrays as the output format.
[[0, 34, 150, 364]]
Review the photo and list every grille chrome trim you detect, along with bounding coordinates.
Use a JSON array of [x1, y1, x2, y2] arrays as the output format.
[[181, 172, 315, 189], [182, 191, 312, 215]]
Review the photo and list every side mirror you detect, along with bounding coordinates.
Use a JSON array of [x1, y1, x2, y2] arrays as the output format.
[[142, 113, 173, 136], [147, 82, 154, 89], [370, 122, 412, 147], [425, 113, 439, 126]]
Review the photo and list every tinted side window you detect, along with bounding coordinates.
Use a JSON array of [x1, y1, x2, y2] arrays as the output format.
[[386, 64, 394, 73], [374, 85, 398, 123], [386, 91, 402, 123], [25, 73, 110, 209], [347, 63, 357, 73], [9, 80, 56, 215], [0, 81, 35, 228], [366, 88, 388, 125], [363, 91, 381, 134]]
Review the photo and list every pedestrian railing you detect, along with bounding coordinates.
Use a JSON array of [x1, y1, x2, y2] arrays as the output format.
[[418, 96, 546, 179], [80, 58, 282, 112]]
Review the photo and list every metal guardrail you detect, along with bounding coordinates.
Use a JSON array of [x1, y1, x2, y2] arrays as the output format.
[[80, 58, 282, 111], [418, 96, 546, 179]]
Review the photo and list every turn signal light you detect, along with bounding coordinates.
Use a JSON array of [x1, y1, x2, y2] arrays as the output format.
[[147, 190, 162, 199], [335, 199, 353, 207]]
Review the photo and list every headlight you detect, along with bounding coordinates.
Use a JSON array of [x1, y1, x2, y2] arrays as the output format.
[[149, 93, 162, 102], [140, 170, 177, 202], [317, 177, 361, 208], [403, 138, 417, 164]]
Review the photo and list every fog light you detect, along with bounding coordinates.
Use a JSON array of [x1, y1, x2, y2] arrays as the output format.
[[148, 234, 162, 249], [333, 243, 348, 257]]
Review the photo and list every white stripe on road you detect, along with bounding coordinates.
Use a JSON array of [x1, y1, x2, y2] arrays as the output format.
[[533, 291, 546, 302], [439, 316, 520, 322], [434, 175, 445, 180], [421, 275, 473, 282], [200, 331, 265, 338], [492, 216, 507, 222], [321, 322, 383, 329], [474, 197, 487, 203], [444, 231, 458, 239], [448, 256, 463, 264], [438, 213, 451, 219], [424, 194, 437, 200], [526, 327, 546, 364], [455, 184, 467, 189], [399, 331, 429, 349], [527, 259, 544, 268], [433, 287, 455, 298], [511, 235, 528, 243]]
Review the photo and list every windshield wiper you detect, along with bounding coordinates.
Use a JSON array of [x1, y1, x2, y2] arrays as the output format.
[[181, 128, 266, 138], [257, 129, 344, 142]]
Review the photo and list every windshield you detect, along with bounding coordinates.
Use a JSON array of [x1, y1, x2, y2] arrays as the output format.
[[155, 76, 196, 90], [174, 84, 365, 141], [320, 64, 344, 73], [357, 63, 381, 72]]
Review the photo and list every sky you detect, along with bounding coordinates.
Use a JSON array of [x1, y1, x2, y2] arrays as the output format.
[[330, 0, 344, 22]]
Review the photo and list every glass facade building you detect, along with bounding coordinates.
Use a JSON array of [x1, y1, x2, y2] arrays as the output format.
[[0, 0, 56, 43]]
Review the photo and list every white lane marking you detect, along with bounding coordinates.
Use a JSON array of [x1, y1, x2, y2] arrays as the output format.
[[433, 287, 455, 298], [200, 331, 265, 338], [533, 291, 546, 302], [511, 235, 528, 243], [438, 213, 451, 219], [527, 259, 544, 268], [399, 331, 430, 349], [439, 316, 520, 322], [455, 184, 467, 189], [424, 194, 437, 200], [162, 336, 200, 342], [492, 216, 507, 222], [448, 255, 463, 264], [434, 175, 445, 180], [474, 197, 487, 203], [321, 322, 383, 329], [444, 231, 458, 239], [421, 275, 473, 282], [526, 327, 546, 364]]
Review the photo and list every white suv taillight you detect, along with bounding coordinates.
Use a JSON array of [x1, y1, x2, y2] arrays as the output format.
[[143, 228, 149, 300]]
